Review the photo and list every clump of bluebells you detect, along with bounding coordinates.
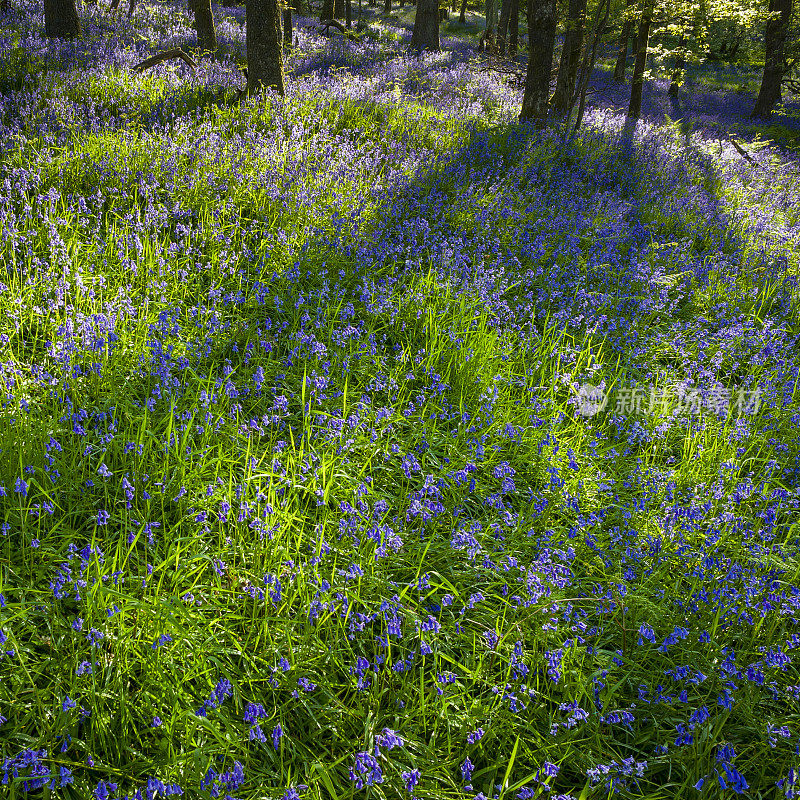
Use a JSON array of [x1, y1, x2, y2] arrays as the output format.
[[0, 0, 799, 797]]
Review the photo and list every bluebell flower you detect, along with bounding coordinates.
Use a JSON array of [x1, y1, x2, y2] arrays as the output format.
[[401, 769, 420, 795]]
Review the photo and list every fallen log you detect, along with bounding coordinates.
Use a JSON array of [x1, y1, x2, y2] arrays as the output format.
[[319, 18, 347, 32], [132, 49, 198, 73]]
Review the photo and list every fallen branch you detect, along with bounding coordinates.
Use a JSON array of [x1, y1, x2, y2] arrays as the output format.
[[132, 49, 198, 73], [318, 18, 347, 33], [726, 135, 756, 164]]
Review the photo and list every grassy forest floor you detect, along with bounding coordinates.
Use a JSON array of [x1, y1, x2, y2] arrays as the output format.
[[1, 1, 800, 798]]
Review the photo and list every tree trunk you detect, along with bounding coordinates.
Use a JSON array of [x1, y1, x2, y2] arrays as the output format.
[[612, 0, 634, 82], [519, 0, 556, 126], [283, 4, 293, 44], [383, 0, 390, 14], [45, 0, 81, 37], [668, 35, 685, 97], [551, 0, 586, 115], [613, 21, 631, 81], [247, 0, 285, 96], [484, 0, 496, 47], [752, 0, 792, 118], [320, 0, 333, 19], [334, 0, 344, 17], [568, 0, 610, 136], [345, 0, 351, 25], [410, 0, 439, 49], [507, 0, 518, 55], [497, 0, 512, 54], [458, 0, 466, 22], [627, 4, 652, 119], [192, 0, 217, 51]]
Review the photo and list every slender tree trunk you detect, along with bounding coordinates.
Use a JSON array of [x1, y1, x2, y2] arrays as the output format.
[[334, 0, 344, 17], [627, 3, 652, 119], [383, 0, 390, 14], [519, 0, 556, 126], [320, 0, 333, 19], [567, 0, 610, 136], [752, 0, 793, 118], [192, 0, 217, 51], [410, 0, 439, 48], [497, 0, 512, 54], [458, 0, 466, 22], [247, 0, 285, 96], [613, 0, 635, 82], [613, 22, 631, 81], [551, 0, 586, 115], [283, 4, 293, 44], [508, 0, 518, 55], [668, 35, 685, 97], [484, 0, 497, 47], [345, 0, 351, 25], [45, 0, 81, 36]]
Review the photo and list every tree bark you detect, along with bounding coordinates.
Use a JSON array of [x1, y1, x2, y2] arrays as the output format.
[[321, 0, 333, 19], [484, 0, 497, 47], [383, 0, 390, 14], [519, 0, 556, 126], [334, 0, 344, 18], [497, 0, 512, 54], [283, 4, 293, 44], [247, 0, 285, 96], [612, 0, 635, 83], [345, 0, 351, 26], [191, 0, 217, 51], [45, 0, 81, 37], [752, 0, 793, 118], [410, 0, 440, 49], [458, 0, 466, 22], [507, 0, 518, 55], [627, 3, 652, 119], [551, 0, 586, 115]]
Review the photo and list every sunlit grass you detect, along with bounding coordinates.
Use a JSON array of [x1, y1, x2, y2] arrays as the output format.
[[0, 2, 799, 798]]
